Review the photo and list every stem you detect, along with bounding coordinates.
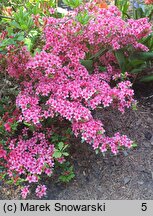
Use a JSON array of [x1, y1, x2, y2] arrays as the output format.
[[56, 0, 58, 8], [0, 15, 13, 20], [132, 0, 135, 18]]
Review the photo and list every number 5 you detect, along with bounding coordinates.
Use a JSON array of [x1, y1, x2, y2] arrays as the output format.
[[141, 203, 147, 211]]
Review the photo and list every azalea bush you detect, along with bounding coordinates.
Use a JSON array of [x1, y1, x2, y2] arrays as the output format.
[[0, 0, 153, 199]]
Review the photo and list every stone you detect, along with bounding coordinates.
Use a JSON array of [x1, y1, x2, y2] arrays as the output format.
[[151, 172, 153, 180], [123, 150, 128, 157], [138, 180, 144, 185], [124, 177, 131, 185], [150, 137, 153, 146], [143, 141, 151, 148], [144, 131, 152, 141]]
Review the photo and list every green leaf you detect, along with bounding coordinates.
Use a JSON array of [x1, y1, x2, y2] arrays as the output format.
[[29, 30, 38, 37], [80, 59, 93, 71], [97, 130, 103, 135], [63, 144, 69, 150], [6, 179, 14, 184], [20, 24, 28, 31], [140, 52, 153, 60], [99, 66, 106, 72], [68, 173, 75, 180], [132, 103, 137, 111], [24, 38, 32, 51], [95, 149, 99, 154], [58, 142, 64, 150], [53, 151, 62, 158], [23, 122, 32, 127], [0, 50, 7, 54], [90, 48, 107, 60], [132, 143, 137, 148], [52, 136, 59, 142], [130, 67, 146, 74], [76, 10, 90, 25], [62, 152, 69, 156], [63, 0, 83, 8], [0, 173, 7, 179], [122, 1, 129, 14], [140, 75, 153, 82], [81, 138, 85, 143], [66, 128, 72, 135], [115, 50, 126, 73], [131, 52, 153, 61], [17, 35, 24, 41], [141, 34, 152, 45], [0, 104, 4, 114], [11, 122, 18, 131], [11, 21, 20, 29], [136, 8, 144, 19], [15, 178, 26, 186], [128, 59, 144, 67]]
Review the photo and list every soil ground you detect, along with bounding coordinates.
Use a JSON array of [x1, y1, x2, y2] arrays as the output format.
[[1, 83, 153, 200]]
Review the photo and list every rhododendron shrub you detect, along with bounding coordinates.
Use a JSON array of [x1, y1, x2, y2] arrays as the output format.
[[1, 2, 152, 198], [16, 4, 151, 151]]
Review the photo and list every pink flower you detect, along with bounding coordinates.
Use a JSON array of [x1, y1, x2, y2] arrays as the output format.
[[49, 8, 55, 14], [0, 148, 6, 159], [21, 186, 30, 199], [7, 118, 14, 124], [4, 123, 11, 132], [35, 185, 47, 198], [26, 175, 38, 183], [56, 157, 66, 164], [44, 168, 52, 176]]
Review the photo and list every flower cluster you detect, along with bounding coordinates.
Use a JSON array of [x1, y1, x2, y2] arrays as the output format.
[[14, 5, 152, 153], [5, 130, 55, 198], [6, 46, 30, 79], [21, 184, 47, 199], [21, 186, 30, 199], [35, 185, 47, 198], [1, 3, 152, 199], [8, 131, 55, 178], [15, 4, 151, 153]]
